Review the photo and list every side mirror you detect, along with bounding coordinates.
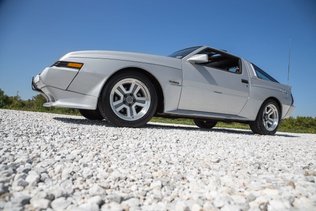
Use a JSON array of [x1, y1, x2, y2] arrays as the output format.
[[187, 54, 208, 64]]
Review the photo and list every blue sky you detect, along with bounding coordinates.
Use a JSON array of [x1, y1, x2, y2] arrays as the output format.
[[0, 0, 315, 116]]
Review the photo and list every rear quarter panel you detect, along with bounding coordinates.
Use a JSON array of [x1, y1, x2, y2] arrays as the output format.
[[240, 76, 292, 120], [238, 60, 293, 120]]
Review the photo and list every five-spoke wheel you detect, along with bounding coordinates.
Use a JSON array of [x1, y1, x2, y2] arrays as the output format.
[[98, 71, 157, 127], [262, 104, 279, 132], [110, 78, 151, 121], [250, 99, 280, 135]]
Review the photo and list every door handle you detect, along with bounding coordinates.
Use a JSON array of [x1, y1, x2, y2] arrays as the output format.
[[214, 91, 222, 94], [241, 79, 249, 84]]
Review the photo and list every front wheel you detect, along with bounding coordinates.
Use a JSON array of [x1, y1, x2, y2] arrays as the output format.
[[249, 100, 281, 135], [194, 119, 217, 129], [98, 71, 157, 127]]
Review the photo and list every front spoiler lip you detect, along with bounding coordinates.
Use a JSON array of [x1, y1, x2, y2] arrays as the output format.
[[31, 76, 43, 93], [32, 75, 51, 102]]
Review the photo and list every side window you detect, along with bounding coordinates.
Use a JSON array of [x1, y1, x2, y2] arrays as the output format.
[[252, 64, 279, 83], [198, 48, 241, 74]]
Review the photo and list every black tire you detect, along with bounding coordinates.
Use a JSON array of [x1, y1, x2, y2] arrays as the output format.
[[249, 99, 281, 135], [98, 71, 158, 127], [79, 109, 104, 120], [194, 119, 217, 129]]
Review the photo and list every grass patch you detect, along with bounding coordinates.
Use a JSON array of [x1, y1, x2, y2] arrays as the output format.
[[152, 117, 316, 134]]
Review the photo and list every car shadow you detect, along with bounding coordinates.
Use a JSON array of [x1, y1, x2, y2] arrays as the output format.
[[53, 117, 299, 138], [53, 117, 111, 126], [147, 123, 299, 138], [147, 123, 253, 135]]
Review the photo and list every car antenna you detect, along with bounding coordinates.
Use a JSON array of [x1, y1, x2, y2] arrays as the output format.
[[287, 39, 292, 84]]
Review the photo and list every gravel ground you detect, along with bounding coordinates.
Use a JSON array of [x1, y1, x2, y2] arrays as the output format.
[[0, 109, 315, 211]]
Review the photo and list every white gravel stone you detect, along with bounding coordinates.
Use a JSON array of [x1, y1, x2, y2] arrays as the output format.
[[292, 197, 315, 211], [268, 199, 291, 211], [11, 192, 31, 206], [88, 184, 105, 196], [175, 200, 190, 211], [0, 109, 316, 210], [30, 198, 50, 209], [25, 170, 40, 186], [101, 202, 124, 211], [213, 195, 231, 208], [77, 202, 99, 211], [51, 197, 71, 211], [60, 179, 74, 196], [87, 195, 104, 206], [107, 193, 123, 203], [0, 183, 8, 194], [121, 197, 140, 209], [191, 203, 202, 211], [150, 180, 162, 189]]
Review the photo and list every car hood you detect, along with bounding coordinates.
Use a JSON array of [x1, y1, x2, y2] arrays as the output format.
[[61, 50, 182, 70]]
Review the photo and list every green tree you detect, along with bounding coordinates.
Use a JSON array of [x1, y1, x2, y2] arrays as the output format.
[[0, 89, 5, 107], [32, 94, 47, 110], [9, 95, 24, 109], [0, 89, 11, 108]]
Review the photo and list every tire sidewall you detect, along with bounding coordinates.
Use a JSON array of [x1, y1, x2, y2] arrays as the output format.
[[79, 109, 104, 120], [257, 100, 281, 135], [194, 119, 217, 129], [99, 71, 157, 127]]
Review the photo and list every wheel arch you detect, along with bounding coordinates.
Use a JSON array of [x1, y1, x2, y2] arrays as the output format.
[[99, 67, 164, 114]]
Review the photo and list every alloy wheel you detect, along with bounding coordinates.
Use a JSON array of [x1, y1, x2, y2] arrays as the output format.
[[262, 104, 279, 131], [109, 78, 151, 121]]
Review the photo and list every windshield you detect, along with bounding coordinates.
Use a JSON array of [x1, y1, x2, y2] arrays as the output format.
[[169, 46, 202, 59]]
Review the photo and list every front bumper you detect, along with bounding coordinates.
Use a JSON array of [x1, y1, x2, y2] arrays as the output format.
[[31, 74, 55, 103], [31, 75, 43, 93], [31, 68, 98, 110]]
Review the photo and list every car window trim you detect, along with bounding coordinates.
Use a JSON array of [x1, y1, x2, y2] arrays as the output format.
[[193, 47, 242, 74]]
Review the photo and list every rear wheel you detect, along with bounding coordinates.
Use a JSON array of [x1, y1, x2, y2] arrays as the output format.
[[98, 71, 157, 127], [249, 99, 280, 135], [194, 119, 217, 129], [79, 109, 103, 120]]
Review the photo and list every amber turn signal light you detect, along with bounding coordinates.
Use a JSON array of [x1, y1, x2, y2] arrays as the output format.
[[67, 62, 83, 69], [52, 61, 84, 70]]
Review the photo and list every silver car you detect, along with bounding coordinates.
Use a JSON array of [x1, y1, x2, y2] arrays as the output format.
[[32, 46, 294, 135]]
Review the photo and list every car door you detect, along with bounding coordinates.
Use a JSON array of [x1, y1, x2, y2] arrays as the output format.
[[178, 48, 249, 115]]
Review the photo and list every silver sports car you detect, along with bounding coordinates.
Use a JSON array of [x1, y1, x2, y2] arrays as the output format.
[[32, 46, 294, 135]]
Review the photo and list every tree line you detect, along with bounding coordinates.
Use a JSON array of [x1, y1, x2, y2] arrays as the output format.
[[0, 88, 78, 115]]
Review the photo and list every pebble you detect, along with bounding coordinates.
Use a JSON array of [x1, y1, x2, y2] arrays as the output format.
[[191, 203, 202, 211], [30, 198, 50, 209], [150, 180, 162, 189], [0, 182, 8, 194], [107, 193, 123, 203], [51, 197, 71, 211], [121, 197, 140, 209], [77, 202, 99, 211], [25, 170, 40, 186], [0, 109, 316, 210], [101, 202, 123, 211], [89, 184, 105, 196], [175, 201, 190, 211], [9, 192, 31, 208]]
